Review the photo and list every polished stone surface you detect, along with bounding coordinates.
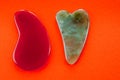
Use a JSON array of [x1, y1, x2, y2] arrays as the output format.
[[13, 10, 50, 70], [56, 9, 89, 64]]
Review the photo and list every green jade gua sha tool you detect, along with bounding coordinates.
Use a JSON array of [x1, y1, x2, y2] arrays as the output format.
[[56, 9, 89, 64]]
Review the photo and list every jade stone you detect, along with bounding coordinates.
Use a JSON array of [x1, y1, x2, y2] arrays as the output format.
[[56, 9, 89, 64]]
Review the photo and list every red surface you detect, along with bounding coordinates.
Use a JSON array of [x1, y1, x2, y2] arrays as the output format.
[[0, 0, 120, 80]]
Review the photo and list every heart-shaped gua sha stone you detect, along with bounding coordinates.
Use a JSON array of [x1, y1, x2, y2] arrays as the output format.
[[56, 9, 89, 64], [13, 10, 50, 70]]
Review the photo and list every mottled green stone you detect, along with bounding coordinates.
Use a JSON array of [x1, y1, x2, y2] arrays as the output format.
[[56, 9, 89, 64]]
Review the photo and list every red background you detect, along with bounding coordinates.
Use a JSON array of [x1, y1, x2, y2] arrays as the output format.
[[0, 0, 120, 80]]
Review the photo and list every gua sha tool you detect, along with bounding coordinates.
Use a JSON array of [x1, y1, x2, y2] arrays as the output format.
[[13, 10, 50, 70], [56, 9, 89, 64]]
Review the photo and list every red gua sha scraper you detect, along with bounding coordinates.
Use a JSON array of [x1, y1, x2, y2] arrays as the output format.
[[13, 10, 50, 70]]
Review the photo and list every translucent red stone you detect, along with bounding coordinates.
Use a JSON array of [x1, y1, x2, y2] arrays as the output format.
[[13, 10, 50, 70]]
